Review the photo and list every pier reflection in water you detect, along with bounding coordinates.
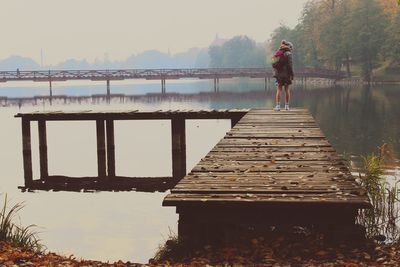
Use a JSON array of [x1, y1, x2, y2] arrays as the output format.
[[0, 84, 399, 263]]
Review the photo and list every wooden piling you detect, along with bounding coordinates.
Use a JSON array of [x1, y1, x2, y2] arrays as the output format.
[[38, 120, 48, 179], [171, 118, 186, 181], [21, 118, 33, 186], [96, 119, 107, 179], [106, 119, 115, 177]]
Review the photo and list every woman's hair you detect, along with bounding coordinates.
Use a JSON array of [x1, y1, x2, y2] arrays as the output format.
[[281, 40, 294, 51]]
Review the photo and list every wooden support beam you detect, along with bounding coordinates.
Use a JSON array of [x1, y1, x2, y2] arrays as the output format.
[[22, 118, 33, 186], [171, 118, 186, 181], [96, 119, 107, 179], [231, 116, 242, 128], [106, 119, 115, 177], [38, 120, 48, 179]]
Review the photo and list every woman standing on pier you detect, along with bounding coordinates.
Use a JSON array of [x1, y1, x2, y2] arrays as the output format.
[[272, 40, 294, 111]]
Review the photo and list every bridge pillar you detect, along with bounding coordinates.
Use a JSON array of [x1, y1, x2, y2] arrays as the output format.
[[106, 79, 110, 103], [214, 78, 220, 93], [213, 79, 216, 92], [49, 79, 53, 105], [265, 77, 271, 91], [161, 79, 166, 94]]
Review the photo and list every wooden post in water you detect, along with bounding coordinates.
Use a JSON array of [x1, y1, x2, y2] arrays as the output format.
[[106, 119, 115, 177], [96, 119, 107, 180], [171, 118, 186, 181], [38, 120, 48, 180], [21, 118, 33, 186]]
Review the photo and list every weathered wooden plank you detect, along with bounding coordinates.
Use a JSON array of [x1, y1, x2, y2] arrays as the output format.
[[164, 193, 370, 207], [192, 165, 347, 173], [172, 188, 364, 194], [217, 138, 330, 146], [196, 160, 346, 167], [211, 147, 336, 152], [204, 153, 341, 161], [15, 109, 249, 121], [225, 135, 325, 139]]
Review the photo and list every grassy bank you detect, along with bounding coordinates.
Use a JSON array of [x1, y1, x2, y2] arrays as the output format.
[[0, 195, 43, 253]]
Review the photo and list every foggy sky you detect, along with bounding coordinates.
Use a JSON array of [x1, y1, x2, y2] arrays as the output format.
[[2, 0, 309, 64]]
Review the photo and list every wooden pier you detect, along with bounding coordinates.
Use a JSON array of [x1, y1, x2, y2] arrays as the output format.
[[15, 108, 370, 239], [15, 109, 247, 192], [163, 109, 370, 241]]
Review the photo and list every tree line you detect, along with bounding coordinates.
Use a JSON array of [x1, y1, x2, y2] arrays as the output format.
[[209, 0, 400, 82]]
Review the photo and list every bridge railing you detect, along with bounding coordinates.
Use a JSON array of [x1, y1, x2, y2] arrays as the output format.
[[0, 67, 346, 81]]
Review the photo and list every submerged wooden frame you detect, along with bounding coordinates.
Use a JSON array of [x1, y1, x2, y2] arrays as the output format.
[[15, 109, 248, 192]]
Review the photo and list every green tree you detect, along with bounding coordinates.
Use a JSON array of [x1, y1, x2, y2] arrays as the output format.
[[320, 3, 348, 72], [209, 36, 266, 68], [386, 12, 400, 66], [344, 0, 389, 81]]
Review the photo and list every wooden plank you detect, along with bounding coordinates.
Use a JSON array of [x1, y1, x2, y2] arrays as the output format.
[[192, 165, 347, 173], [164, 193, 370, 207], [197, 159, 346, 167], [217, 138, 330, 146], [211, 147, 336, 152], [14, 109, 249, 121]]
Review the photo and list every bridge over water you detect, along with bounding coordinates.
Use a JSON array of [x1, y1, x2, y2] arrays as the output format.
[[1, 68, 345, 97]]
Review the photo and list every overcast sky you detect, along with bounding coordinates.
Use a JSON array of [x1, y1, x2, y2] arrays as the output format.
[[1, 0, 309, 64]]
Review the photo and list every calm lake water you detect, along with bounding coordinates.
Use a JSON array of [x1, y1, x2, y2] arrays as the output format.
[[0, 80, 399, 263]]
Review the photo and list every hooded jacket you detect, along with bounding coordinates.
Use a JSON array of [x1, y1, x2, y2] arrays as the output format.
[[274, 45, 294, 79]]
